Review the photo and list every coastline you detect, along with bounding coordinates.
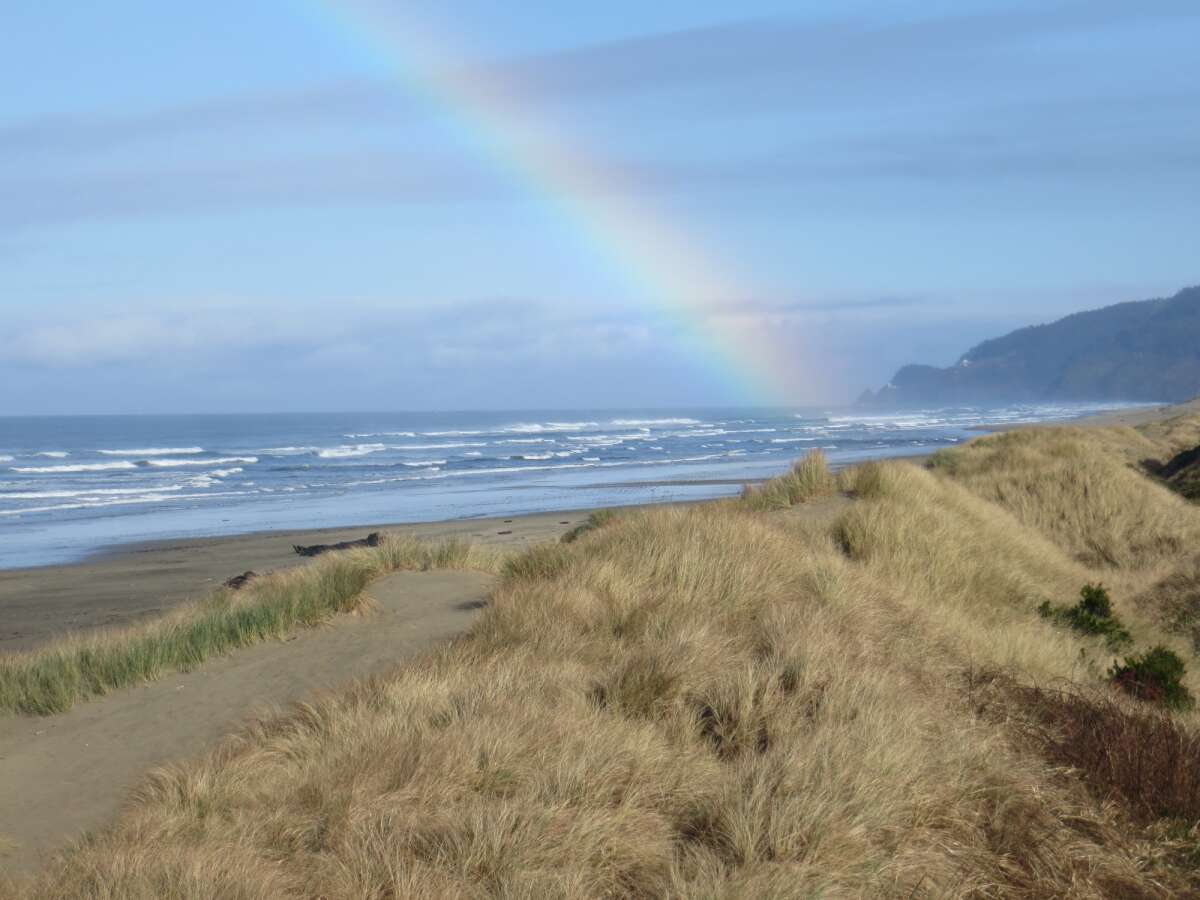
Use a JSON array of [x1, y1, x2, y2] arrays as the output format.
[[984, 397, 1200, 431], [5, 399, 1199, 884], [4, 399, 1194, 655]]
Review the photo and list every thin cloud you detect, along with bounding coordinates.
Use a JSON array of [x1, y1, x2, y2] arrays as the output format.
[[5, 130, 1195, 232], [0, 302, 661, 371], [3, 1, 1196, 160]]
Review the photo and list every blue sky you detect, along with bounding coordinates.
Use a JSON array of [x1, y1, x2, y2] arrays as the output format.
[[2, 0, 1198, 414]]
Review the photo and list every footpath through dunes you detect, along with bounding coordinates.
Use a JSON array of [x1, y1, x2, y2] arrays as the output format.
[[0, 568, 496, 874]]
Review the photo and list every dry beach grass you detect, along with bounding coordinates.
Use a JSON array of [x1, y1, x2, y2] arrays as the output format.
[[7, 411, 1200, 896]]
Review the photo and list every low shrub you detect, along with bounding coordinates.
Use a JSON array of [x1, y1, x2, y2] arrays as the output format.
[[1037, 583, 1132, 651], [1109, 646, 1195, 711], [975, 672, 1200, 823]]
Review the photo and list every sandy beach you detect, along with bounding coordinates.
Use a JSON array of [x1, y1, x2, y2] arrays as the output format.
[[0, 509, 590, 654]]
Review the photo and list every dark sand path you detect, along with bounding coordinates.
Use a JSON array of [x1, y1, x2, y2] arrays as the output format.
[[0, 569, 495, 874]]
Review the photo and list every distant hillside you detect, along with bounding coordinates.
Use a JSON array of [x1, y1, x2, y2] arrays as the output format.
[[859, 286, 1200, 407]]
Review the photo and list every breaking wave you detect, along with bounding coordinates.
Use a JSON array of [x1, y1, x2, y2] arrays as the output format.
[[12, 461, 138, 474], [98, 447, 204, 456]]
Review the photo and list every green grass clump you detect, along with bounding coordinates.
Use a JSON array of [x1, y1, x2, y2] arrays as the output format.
[[560, 509, 619, 544], [1038, 583, 1133, 651], [741, 450, 834, 510], [926, 448, 961, 474], [501, 542, 574, 583], [1109, 645, 1195, 711], [0, 536, 497, 717]]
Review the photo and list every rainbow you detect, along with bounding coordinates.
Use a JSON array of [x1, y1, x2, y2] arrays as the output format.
[[301, 1, 811, 403]]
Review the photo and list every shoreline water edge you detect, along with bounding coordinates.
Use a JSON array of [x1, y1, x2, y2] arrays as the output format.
[[0, 402, 1157, 571]]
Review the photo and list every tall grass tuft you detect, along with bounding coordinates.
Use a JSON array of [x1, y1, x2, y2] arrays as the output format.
[[741, 449, 834, 510], [0, 535, 499, 717]]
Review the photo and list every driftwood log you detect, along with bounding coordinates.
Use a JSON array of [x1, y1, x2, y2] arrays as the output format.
[[223, 570, 258, 590], [292, 532, 382, 558]]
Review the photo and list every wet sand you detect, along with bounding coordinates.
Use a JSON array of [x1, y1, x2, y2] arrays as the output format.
[[0, 510, 586, 654]]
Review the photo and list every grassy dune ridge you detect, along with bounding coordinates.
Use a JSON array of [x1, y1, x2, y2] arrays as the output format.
[[0, 537, 502, 716], [931, 416, 1200, 666], [9, 413, 1200, 896], [929, 425, 1200, 570]]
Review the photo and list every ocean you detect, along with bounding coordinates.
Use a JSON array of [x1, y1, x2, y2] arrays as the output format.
[[0, 403, 1147, 568]]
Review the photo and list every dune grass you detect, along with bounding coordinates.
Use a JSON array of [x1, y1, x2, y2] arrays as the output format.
[[740, 449, 834, 510], [560, 508, 620, 543], [1136, 555, 1200, 653], [12, 434, 1200, 897], [928, 423, 1200, 571], [0, 536, 500, 717]]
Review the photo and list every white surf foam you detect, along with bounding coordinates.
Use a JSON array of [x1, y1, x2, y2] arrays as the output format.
[[145, 456, 258, 468], [609, 418, 702, 426], [567, 433, 650, 444], [389, 442, 488, 450], [98, 447, 204, 456], [1, 485, 185, 500], [12, 461, 138, 474], [500, 421, 597, 434], [0, 489, 255, 518], [38, 451, 70, 458], [315, 444, 386, 459]]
